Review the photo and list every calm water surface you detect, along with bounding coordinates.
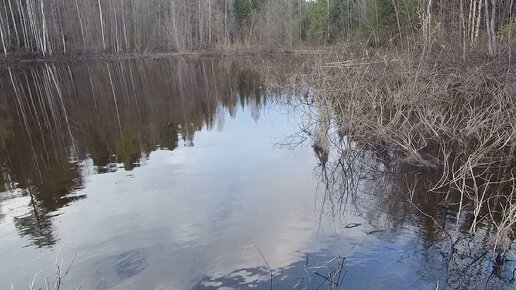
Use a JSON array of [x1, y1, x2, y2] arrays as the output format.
[[0, 57, 514, 290]]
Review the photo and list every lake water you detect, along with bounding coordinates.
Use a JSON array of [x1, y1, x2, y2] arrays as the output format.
[[0, 57, 514, 290]]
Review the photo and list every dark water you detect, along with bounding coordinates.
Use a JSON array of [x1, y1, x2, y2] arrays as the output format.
[[0, 57, 514, 290]]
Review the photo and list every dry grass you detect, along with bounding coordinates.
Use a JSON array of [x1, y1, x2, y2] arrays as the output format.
[[259, 46, 516, 252]]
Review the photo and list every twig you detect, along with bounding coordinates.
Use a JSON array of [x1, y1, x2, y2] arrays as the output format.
[[254, 244, 273, 290]]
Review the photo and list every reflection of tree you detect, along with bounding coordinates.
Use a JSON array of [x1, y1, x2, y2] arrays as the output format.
[[13, 205, 56, 247], [237, 68, 264, 122], [0, 57, 268, 248], [64, 58, 265, 168], [0, 124, 86, 247]]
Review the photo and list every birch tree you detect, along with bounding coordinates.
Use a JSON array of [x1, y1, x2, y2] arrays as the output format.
[[485, 0, 497, 57]]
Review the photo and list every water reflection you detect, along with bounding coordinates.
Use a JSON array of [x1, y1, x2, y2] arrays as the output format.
[[0, 57, 514, 290], [95, 248, 148, 289], [0, 58, 265, 248]]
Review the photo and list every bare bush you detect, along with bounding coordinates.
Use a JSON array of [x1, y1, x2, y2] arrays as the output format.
[[259, 47, 516, 252]]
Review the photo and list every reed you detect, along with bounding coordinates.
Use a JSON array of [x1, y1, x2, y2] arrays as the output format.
[[260, 46, 516, 252]]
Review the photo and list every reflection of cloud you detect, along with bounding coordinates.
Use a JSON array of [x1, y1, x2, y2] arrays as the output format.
[[149, 113, 322, 286], [29, 106, 333, 290]]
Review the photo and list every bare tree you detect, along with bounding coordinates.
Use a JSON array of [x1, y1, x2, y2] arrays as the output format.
[[485, 0, 497, 57], [97, 0, 106, 50], [0, 18, 7, 54]]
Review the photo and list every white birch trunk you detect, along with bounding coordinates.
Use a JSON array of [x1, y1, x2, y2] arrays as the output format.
[[484, 0, 497, 57], [474, 0, 483, 46], [75, 0, 86, 51], [8, 0, 20, 47], [460, 0, 467, 58], [208, 0, 212, 44], [489, 0, 496, 56], [17, 0, 30, 50], [0, 20, 7, 54], [40, 0, 49, 55], [121, 0, 129, 51], [98, 0, 106, 50]]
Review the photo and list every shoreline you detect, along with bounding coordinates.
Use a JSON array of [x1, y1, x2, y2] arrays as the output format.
[[0, 48, 328, 67]]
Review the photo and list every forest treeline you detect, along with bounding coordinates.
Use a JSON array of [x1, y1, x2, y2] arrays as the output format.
[[0, 0, 514, 57]]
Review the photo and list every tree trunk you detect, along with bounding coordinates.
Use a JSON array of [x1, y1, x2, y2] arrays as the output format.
[[0, 20, 7, 54], [224, 0, 228, 45], [474, 0, 483, 46], [489, 0, 496, 56], [2, 0, 11, 43], [41, 0, 50, 55], [327, 0, 330, 40], [17, 0, 30, 50], [121, 0, 129, 51], [208, 0, 212, 44], [460, 0, 467, 58], [98, 0, 106, 50], [198, 0, 203, 48], [484, 0, 497, 57], [75, 0, 86, 51], [8, 0, 20, 47]]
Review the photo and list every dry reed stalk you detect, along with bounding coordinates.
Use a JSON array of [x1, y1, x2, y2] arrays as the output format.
[[259, 47, 516, 252]]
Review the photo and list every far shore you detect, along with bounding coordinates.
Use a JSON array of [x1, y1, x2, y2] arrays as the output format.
[[0, 47, 331, 66]]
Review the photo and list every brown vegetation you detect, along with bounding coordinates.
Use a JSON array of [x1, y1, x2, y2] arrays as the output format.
[[259, 42, 516, 252]]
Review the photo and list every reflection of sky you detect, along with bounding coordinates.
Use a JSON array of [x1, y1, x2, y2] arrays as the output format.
[[0, 103, 326, 289], [1, 102, 513, 289]]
